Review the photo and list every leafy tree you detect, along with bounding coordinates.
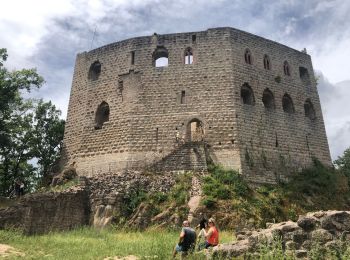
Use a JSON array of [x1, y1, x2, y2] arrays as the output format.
[[32, 100, 65, 185], [0, 48, 65, 195], [334, 148, 350, 186]]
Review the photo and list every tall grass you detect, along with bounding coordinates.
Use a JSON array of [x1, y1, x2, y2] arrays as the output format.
[[0, 227, 233, 260]]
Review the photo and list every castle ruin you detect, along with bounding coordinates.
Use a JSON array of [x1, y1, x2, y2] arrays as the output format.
[[62, 27, 331, 184]]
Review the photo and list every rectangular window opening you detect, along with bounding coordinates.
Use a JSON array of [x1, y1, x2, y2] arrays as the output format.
[[181, 90, 186, 104], [192, 35, 196, 43], [131, 51, 135, 65], [118, 80, 124, 101], [156, 127, 159, 143]]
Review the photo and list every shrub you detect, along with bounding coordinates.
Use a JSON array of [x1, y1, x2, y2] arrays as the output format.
[[216, 185, 231, 199], [123, 189, 146, 216], [170, 173, 192, 206], [202, 196, 216, 208], [286, 158, 338, 199], [148, 192, 168, 204], [334, 147, 350, 187], [204, 164, 250, 199]]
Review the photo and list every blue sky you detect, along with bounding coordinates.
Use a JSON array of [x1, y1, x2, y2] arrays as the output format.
[[1, 0, 350, 160]]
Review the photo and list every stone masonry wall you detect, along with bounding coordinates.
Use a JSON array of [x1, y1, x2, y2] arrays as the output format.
[[229, 28, 331, 184], [62, 27, 331, 184], [0, 187, 90, 235], [0, 171, 175, 234]]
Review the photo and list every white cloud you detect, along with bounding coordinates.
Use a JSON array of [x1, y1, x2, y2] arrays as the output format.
[[317, 75, 350, 160], [312, 38, 350, 84]]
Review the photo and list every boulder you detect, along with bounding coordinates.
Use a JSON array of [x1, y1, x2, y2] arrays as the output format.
[[295, 249, 307, 258], [214, 211, 350, 258], [320, 211, 350, 232], [51, 166, 77, 186], [212, 240, 251, 258], [310, 229, 333, 244], [297, 216, 318, 231]]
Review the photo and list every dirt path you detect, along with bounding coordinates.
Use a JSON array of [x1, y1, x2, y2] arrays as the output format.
[[188, 195, 201, 213], [187, 176, 202, 223], [0, 244, 24, 257]]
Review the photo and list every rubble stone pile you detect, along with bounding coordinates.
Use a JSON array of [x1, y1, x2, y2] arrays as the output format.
[[213, 210, 350, 258]]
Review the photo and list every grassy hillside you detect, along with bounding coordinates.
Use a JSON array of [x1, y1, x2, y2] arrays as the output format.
[[200, 160, 350, 229], [111, 159, 350, 230]]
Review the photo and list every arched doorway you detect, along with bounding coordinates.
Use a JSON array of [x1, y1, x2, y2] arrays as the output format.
[[186, 118, 204, 142]]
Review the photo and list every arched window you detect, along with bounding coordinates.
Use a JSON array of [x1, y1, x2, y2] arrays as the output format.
[[153, 46, 169, 67], [244, 49, 253, 65], [94, 101, 110, 129], [282, 94, 295, 114], [184, 47, 193, 65], [299, 67, 310, 85], [241, 83, 255, 105], [262, 88, 275, 109], [283, 61, 290, 76], [304, 99, 316, 120], [88, 61, 101, 80], [263, 55, 271, 70]]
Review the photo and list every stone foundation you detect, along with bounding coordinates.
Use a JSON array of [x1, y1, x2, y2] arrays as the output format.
[[0, 185, 89, 235]]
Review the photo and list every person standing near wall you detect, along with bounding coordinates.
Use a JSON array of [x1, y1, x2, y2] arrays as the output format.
[[19, 181, 25, 196]]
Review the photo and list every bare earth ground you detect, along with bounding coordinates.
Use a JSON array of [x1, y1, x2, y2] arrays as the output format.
[[0, 244, 24, 257]]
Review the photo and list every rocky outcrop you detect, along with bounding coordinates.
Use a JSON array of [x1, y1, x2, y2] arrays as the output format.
[[213, 210, 350, 258], [87, 170, 176, 228]]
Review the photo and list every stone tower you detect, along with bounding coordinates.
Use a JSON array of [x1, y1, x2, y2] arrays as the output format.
[[62, 27, 331, 184]]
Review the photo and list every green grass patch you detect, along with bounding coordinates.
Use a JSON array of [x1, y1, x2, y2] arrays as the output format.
[[0, 227, 233, 260], [37, 178, 80, 193]]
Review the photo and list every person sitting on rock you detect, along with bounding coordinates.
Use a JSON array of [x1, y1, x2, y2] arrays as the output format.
[[196, 212, 208, 249], [173, 220, 196, 258], [201, 217, 219, 249]]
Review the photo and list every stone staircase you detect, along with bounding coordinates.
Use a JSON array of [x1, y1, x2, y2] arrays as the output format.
[[149, 141, 207, 172], [149, 142, 208, 225]]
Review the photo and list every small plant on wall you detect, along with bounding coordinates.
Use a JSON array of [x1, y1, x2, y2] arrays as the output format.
[[274, 75, 281, 83]]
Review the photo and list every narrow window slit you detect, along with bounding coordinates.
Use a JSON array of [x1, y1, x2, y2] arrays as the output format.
[[131, 51, 135, 65], [181, 90, 186, 104], [192, 35, 196, 43]]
